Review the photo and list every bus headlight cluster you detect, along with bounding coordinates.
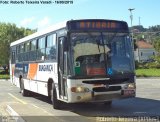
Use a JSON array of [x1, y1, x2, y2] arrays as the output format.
[[124, 83, 136, 89], [71, 86, 90, 93]]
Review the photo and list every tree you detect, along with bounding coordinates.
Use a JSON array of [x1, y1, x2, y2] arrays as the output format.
[[153, 37, 160, 53], [149, 25, 160, 32], [0, 22, 36, 69]]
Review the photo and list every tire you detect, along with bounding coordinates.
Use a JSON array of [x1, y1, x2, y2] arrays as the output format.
[[52, 83, 61, 109], [20, 78, 29, 96]]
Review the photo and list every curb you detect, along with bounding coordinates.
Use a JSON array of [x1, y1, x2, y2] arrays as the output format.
[[6, 105, 26, 122]]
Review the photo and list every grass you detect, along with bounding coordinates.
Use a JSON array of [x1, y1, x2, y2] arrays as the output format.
[[136, 68, 160, 77], [0, 69, 10, 79], [0, 74, 10, 79]]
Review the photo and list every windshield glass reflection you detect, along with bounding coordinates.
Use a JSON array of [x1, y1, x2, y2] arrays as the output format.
[[70, 32, 134, 77]]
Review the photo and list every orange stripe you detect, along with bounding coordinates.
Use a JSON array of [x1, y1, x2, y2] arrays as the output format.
[[27, 64, 38, 79], [86, 68, 105, 75]]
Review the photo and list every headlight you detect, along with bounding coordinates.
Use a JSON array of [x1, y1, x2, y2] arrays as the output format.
[[128, 83, 136, 89], [71, 86, 90, 93]]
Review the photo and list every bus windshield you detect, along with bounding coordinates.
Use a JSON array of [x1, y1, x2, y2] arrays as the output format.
[[70, 32, 134, 77]]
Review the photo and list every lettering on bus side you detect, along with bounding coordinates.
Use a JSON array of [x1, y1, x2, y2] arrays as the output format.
[[39, 65, 53, 72]]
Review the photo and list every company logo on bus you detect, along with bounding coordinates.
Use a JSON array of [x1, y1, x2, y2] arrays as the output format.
[[39, 65, 53, 72]]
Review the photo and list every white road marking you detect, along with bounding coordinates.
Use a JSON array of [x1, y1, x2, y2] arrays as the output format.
[[31, 104, 54, 116]]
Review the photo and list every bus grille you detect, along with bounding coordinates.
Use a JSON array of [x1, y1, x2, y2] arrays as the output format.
[[93, 86, 121, 92]]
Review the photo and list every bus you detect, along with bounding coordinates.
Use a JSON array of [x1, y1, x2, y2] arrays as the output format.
[[10, 19, 136, 109]]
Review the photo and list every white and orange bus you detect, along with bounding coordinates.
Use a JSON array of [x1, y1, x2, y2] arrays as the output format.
[[10, 19, 136, 109]]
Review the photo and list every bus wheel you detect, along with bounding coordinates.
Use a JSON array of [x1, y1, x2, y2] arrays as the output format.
[[20, 78, 29, 96], [52, 83, 61, 109]]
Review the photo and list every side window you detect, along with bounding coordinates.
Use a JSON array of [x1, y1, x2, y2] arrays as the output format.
[[46, 34, 56, 61], [31, 40, 37, 51], [20, 44, 24, 53], [30, 40, 37, 61], [37, 37, 46, 60], [16, 45, 20, 62], [11, 46, 17, 63], [11, 51, 16, 64], [19, 44, 24, 62], [111, 40, 126, 57], [16, 45, 20, 54], [24, 42, 30, 61], [38, 37, 45, 49], [24, 42, 30, 52]]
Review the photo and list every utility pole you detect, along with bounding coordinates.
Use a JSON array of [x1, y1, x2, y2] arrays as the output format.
[[128, 8, 137, 63], [128, 8, 135, 41], [139, 17, 141, 26]]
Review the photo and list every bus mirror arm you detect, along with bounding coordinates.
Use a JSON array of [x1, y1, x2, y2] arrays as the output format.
[[63, 37, 68, 51], [59, 67, 61, 73]]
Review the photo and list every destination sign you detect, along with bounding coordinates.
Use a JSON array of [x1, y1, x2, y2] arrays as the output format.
[[79, 21, 117, 29], [67, 19, 129, 32]]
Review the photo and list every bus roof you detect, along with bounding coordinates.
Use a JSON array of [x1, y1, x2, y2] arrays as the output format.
[[10, 21, 67, 47], [10, 19, 128, 47]]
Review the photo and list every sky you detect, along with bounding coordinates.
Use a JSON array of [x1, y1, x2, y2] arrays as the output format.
[[0, 0, 160, 31]]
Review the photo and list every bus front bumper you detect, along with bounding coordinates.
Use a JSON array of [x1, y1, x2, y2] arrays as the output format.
[[67, 86, 136, 103]]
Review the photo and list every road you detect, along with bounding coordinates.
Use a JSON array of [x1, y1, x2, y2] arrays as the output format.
[[0, 78, 160, 122]]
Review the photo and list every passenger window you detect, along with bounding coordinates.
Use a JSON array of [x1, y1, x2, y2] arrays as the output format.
[[20, 44, 24, 53], [24, 42, 30, 52], [24, 42, 30, 61], [30, 40, 37, 61], [18, 44, 24, 62], [11, 51, 16, 63], [16, 46, 20, 62], [38, 37, 45, 49], [37, 37, 46, 60], [31, 40, 37, 51], [46, 34, 56, 60], [16, 46, 20, 54]]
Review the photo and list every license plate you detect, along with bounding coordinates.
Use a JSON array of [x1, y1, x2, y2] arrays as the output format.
[[122, 90, 135, 96]]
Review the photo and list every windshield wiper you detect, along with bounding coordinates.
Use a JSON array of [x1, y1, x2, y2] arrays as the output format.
[[96, 39, 100, 53], [100, 32, 108, 76], [100, 31, 118, 76], [87, 32, 102, 54]]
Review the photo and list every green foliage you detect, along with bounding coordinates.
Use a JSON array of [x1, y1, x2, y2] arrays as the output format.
[[136, 62, 147, 69], [145, 62, 160, 69], [135, 34, 144, 40], [136, 69, 160, 77], [133, 39, 138, 50], [132, 25, 146, 32], [0, 22, 36, 65], [0, 69, 9, 78], [0, 74, 10, 79], [147, 56, 160, 68], [148, 26, 160, 53], [133, 25, 160, 54], [153, 37, 160, 53], [135, 60, 139, 69], [136, 56, 160, 69], [149, 25, 160, 32]]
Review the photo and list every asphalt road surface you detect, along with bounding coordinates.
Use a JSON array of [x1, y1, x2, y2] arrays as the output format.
[[0, 78, 160, 122]]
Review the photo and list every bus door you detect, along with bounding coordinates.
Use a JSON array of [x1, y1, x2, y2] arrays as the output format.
[[58, 37, 68, 100]]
